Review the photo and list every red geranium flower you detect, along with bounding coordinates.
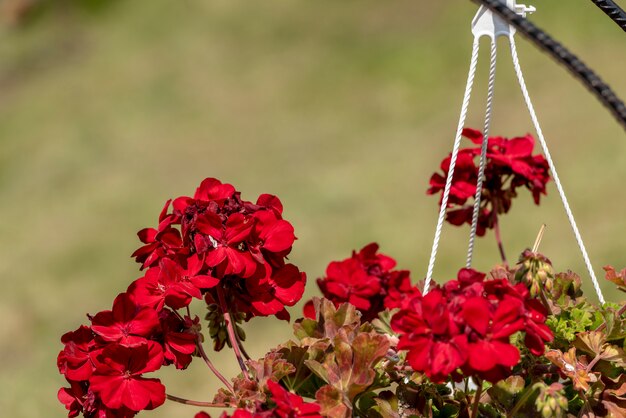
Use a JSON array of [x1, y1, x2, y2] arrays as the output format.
[[58, 381, 88, 418], [90, 342, 165, 412], [129, 256, 219, 311], [205, 380, 321, 418], [132, 200, 184, 270], [307, 243, 417, 321], [59, 381, 137, 418], [159, 310, 199, 370], [57, 325, 98, 382], [91, 293, 161, 347], [393, 288, 468, 382], [392, 268, 553, 383], [428, 128, 550, 236], [130, 178, 303, 321], [245, 263, 306, 318], [266, 380, 322, 418], [196, 212, 258, 278]]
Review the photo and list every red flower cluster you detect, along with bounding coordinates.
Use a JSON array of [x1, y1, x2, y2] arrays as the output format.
[[427, 128, 550, 236], [131, 178, 305, 320], [57, 292, 200, 417], [58, 178, 306, 418], [391, 268, 553, 383], [196, 380, 321, 418], [304, 243, 417, 322]]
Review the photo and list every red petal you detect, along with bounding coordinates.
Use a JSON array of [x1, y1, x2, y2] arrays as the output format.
[[431, 340, 466, 377], [405, 338, 433, 372], [462, 128, 484, 144], [137, 228, 157, 243], [492, 340, 520, 367], [194, 178, 235, 201], [225, 213, 254, 244], [166, 332, 197, 355], [90, 375, 126, 409], [196, 212, 223, 238], [272, 264, 305, 306], [524, 331, 545, 356], [458, 268, 486, 285], [172, 196, 193, 213], [462, 297, 491, 336], [261, 220, 295, 252], [139, 341, 165, 374], [303, 300, 316, 319], [256, 194, 283, 214], [190, 274, 220, 289], [468, 340, 497, 371], [129, 308, 160, 337], [158, 199, 172, 222], [205, 247, 227, 268], [112, 293, 137, 323]]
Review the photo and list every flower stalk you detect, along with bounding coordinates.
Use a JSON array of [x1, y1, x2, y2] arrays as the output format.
[[217, 286, 250, 380], [166, 394, 230, 408], [470, 379, 483, 418], [196, 338, 234, 394]]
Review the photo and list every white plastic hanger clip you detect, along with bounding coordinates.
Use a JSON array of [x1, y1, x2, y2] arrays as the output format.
[[471, 0, 536, 39]]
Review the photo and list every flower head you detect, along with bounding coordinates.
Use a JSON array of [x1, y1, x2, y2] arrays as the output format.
[[392, 268, 553, 383], [428, 128, 550, 236], [130, 178, 305, 321], [307, 243, 418, 322]]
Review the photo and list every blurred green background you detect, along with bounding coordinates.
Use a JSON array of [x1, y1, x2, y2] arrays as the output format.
[[1, 0, 625, 417]]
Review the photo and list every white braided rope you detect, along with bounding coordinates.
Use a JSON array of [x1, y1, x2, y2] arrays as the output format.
[[467, 38, 498, 268], [508, 35, 606, 304], [424, 38, 481, 294]]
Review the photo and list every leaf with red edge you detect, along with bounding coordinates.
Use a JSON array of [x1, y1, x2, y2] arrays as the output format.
[[350, 332, 390, 397], [315, 385, 349, 418], [546, 348, 594, 391], [247, 352, 296, 389], [604, 265, 626, 293], [575, 331, 626, 368]]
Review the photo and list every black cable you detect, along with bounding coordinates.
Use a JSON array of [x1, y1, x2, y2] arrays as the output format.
[[471, 0, 626, 133], [589, 0, 626, 32]]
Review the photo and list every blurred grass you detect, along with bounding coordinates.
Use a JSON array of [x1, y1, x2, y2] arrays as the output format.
[[0, 1, 625, 417]]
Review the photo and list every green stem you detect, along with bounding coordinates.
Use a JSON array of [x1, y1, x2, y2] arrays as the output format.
[[507, 385, 538, 418], [539, 288, 554, 316]]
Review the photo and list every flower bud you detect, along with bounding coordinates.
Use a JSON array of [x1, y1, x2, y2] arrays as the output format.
[[516, 250, 554, 298], [534, 382, 567, 418]]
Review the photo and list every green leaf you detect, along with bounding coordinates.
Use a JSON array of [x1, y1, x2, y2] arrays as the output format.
[[487, 375, 526, 410]]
